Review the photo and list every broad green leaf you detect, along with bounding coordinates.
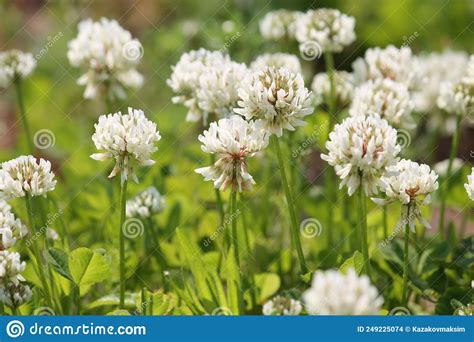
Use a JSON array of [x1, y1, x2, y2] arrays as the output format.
[[69, 247, 110, 287], [339, 251, 364, 274], [44, 248, 73, 281], [165, 202, 181, 234], [225, 246, 241, 315], [254, 273, 280, 303]]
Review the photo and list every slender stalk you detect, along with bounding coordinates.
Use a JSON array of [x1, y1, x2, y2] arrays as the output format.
[[271, 135, 308, 274], [358, 185, 371, 279], [24, 195, 53, 307], [11, 306, 18, 315], [402, 206, 410, 307], [75, 284, 81, 315], [438, 113, 462, 237], [14, 79, 34, 154], [383, 206, 388, 239], [230, 190, 240, 268], [119, 178, 128, 309], [210, 154, 225, 227]]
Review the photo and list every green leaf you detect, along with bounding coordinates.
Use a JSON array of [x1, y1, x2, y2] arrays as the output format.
[[165, 202, 181, 235], [254, 273, 280, 303], [44, 248, 73, 281], [88, 293, 136, 309], [225, 246, 241, 315], [69, 247, 110, 288], [339, 251, 364, 274]]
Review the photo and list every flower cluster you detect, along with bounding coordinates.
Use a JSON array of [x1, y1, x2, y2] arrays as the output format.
[[0, 200, 28, 250], [262, 295, 302, 315], [465, 168, 474, 201], [303, 269, 383, 315], [168, 49, 247, 124], [0, 49, 36, 88], [195, 115, 268, 192], [295, 8, 356, 53], [234, 67, 313, 137], [312, 71, 354, 108], [321, 115, 401, 196], [91, 108, 161, 184], [349, 79, 414, 128], [126, 186, 166, 218], [0, 250, 31, 308], [352, 45, 421, 89], [259, 10, 302, 41], [0, 155, 57, 198], [250, 53, 301, 74], [67, 18, 144, 100]]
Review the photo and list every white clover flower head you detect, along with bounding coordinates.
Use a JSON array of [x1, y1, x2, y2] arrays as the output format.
[[250, 53, 301, 75], [0, 251, 26, 284], [465, 167, 474, 201], [0, 50, 36, 88], [126, 186, 166, 218], [259, 10, 302, 41], [437, 80, 474, 115], [195, 115, 269, 192], [0, 156, 57, 198], [312, 71, 354, 108], [0, 281, 32, 308], [167, 49, 246, 124], [349, 79, 415, 129], [0, 200, 28, 249], [352, 45, 421, 89], [67, 17, 143, 100], [46, 227, 59, 241], [234, 67, 313, 137], [321, 115, 401, 196], [91, 108, 161, 184], [262, 295, 302, 316], [303, 269, 383, 315], [295, 8, 356, 53], [413, 50, 469, 112]]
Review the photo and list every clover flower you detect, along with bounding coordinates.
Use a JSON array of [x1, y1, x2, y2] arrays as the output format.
[[454, 303, 474, 316], [414, 50, 469, 112], [259, 10, 302, 41], [250, 53, 301, 74], [312, 71, 354, 108], [168, 49, 246, 124], [303, 269, 383, 315], [126, 186, 166, 218], [262, 295, 302, 315], [91, 108, 161, 184], [0, 251, 26, 284], [0, 156, 57, 198], [437, 78, 474, 115], [0, 200, 28, 250], [373, 159, 438, 231], [67, 18, 143, 100], [0, 281, 32, 308], [321, 114, 401, 196], [195, 115, 268, 192], [0, 50, 36, 89], [465, 168, 474, 201], [349, 79, 415, 128], [234, 67, 313, 137], [295, 8, 356, 53], [46, 227, 59, 241], [352, 45, 421, 90]]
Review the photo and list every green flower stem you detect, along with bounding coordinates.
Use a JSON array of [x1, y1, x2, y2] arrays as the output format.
[[119, 178, 128, 309], [271, 135, 308, 275], [358, 185, 371, 279], [402, 206, 410, 307], [230, 190, 240, 268], [438, 112, 462, 237], [383, 206, 388, 239], [24, 195, 53, 308], [210, 154, 225, 229], [14, 79, 34, 154]]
